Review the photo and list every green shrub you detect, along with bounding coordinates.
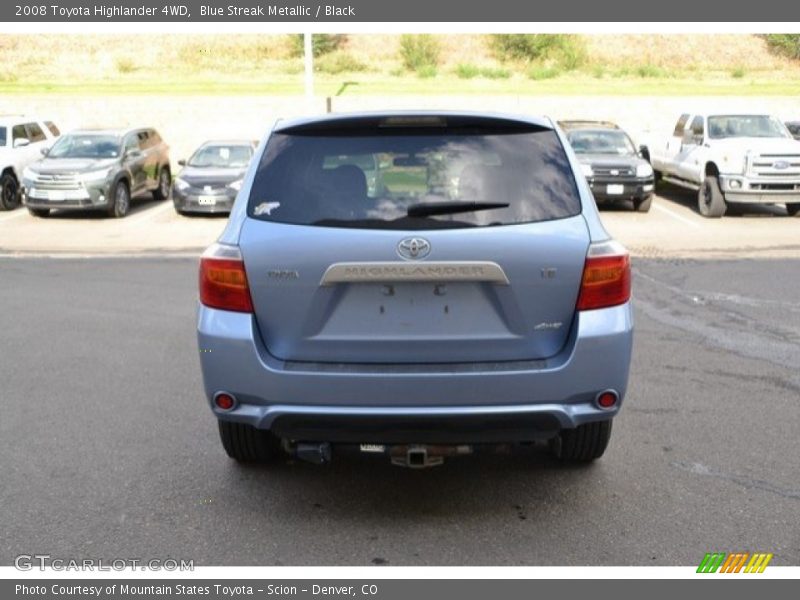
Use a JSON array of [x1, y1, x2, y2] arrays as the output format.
[[731, 66, 746, 79], [455, 63, 480, 79], [315, 51, 368, 74], [491, 34, 586, 70], [399, 34, 441, 73], [528, 66, 561, 80], [115, 57, 137, 74], [763, 34, 800, 60], [635, 64, 666, 78], [455, 64, 511, 79], [416, 65, 438, 79], [289, 34, 346, 58], [480, 67, 511, 79]]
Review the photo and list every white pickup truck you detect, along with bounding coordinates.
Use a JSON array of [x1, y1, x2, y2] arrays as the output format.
[[0, 116, 61, 210], [647, 113, 800, 217]]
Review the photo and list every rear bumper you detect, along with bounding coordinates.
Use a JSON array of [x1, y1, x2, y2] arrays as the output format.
[[197, 301, 634, 439]]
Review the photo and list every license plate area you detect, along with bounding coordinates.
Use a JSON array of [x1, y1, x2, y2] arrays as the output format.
[[319, 282, 505, 337], [198, 195, 217, 205], [606, 184, 625, 195], [29, 188, 88, 201]]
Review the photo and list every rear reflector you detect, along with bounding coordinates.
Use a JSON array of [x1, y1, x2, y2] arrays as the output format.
[[577, 241, 631, 311], [214, 392, 236, 411], [199, 243, 253, 313], [596, 390, 619, 409]]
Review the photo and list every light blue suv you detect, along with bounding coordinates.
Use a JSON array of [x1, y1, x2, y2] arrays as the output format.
[[197, 112, 633, 467]]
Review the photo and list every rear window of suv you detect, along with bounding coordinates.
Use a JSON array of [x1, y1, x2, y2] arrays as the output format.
[[247, 120, 581, 229]]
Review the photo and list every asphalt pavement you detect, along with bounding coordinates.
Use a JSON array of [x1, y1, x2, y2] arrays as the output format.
[[1, 256, 798, 566]]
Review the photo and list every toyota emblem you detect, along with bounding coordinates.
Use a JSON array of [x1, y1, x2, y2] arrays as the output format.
[[397, 237, 431, 260]]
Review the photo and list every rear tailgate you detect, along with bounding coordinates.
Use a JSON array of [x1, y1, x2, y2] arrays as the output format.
[[240, 113, 588, 364], [240, 217, 589, 363]]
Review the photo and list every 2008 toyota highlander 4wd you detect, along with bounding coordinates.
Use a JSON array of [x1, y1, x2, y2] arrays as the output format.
[[197, 112, 633, 468]]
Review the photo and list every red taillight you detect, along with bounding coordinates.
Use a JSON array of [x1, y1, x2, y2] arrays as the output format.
[[199, 244, 253, 313], [577, 242, 631, 311]]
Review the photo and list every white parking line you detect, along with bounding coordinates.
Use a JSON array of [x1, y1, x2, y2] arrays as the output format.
[[653, 202, 702, 229], [0, 209, 28, 223], [122, 201, 175, 225]]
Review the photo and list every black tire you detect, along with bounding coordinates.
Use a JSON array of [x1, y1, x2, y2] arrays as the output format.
[[107, 180, 130, 218], [786, 203, 800, 217], [218, 420, 282, 463], [0, 171, 20, 211], [153, 167, 170, 201], [697, 176, 726, 218], [27, 207, 50, 218], [551, 420, 613, 462], [633, 195, 652, 212]]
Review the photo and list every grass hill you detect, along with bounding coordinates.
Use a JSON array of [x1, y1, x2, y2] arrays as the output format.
[[1, 33, 799, 95]]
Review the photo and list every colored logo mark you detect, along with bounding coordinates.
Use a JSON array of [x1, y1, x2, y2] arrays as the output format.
[[697, 552, 773, 573]]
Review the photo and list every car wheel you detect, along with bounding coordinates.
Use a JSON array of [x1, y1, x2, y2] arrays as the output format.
[[107, 180, 130, 218], [0, 172, 20, 210], [633, 195, 652, 212], [786, 203, 800, 217], [153, 167, 170, 201], [551, 420, 613, 462], [697, 176, 726, 218], [218, 421, 282, 463], [27, 207, 50, 218]]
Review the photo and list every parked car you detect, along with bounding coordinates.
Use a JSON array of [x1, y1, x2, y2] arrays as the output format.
[[645, 113, 800, 217], [0, 115, 60, 210], [785, 121, 800, 140], [173, 140, 256, 215], [197, 112, 633, 468], [559, 120, 655, 212], [22, 127, 170, 218]]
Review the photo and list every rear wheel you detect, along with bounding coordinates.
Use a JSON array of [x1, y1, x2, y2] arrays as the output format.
[[107, 180, 130, 218], [786, 203, 800, 217], [0, 172, 20, 210], [697, 176, 726, 218], [633, 195, 652, 212], [27, 207, 50, 218], [218, 421, 282, 463], [153, 167, 170, 200], [551, 420, 613, 462]]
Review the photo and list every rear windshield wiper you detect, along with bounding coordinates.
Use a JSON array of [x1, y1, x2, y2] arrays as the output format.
[[406, 201, 509, 218]]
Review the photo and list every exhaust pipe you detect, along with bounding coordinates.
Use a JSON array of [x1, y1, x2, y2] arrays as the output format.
[[295, 442, 332, 465]]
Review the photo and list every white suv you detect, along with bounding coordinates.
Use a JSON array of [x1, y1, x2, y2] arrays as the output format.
[[0, 116, 61, 210]]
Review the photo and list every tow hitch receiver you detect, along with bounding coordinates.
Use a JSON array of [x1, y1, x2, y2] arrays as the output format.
[[371, 444, 473, 468]]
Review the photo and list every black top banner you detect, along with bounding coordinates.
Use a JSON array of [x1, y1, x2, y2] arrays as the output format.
[[3, 0, 800, 22]]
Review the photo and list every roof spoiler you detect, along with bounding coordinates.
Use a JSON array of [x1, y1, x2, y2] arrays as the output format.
[[275, 113, 552, 134]]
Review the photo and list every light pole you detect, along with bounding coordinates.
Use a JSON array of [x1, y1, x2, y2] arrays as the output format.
[[304, 33, 314, 112]]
